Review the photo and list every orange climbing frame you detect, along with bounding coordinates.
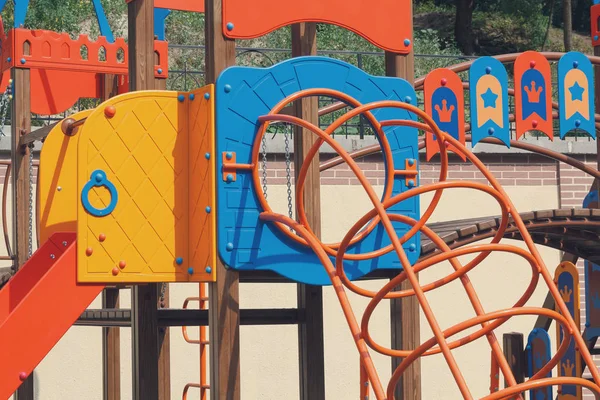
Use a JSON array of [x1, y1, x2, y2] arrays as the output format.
[[249, 88, 600, 399]]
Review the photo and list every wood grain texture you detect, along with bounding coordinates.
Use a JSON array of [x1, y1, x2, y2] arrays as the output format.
[[12, 61, 33, 400], [386, 31, 422, 399], [205, 1, 240, 399], [502, 333, 525, 387], [102, 288, 121, 400], [127, 2, 160, 400], [291, 22, 326, 400]]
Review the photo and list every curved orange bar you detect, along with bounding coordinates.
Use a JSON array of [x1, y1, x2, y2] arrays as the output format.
[[253, 88, 600, 399]]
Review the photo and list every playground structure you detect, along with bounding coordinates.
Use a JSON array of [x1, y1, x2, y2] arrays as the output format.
[[4, 1, 600, 400]]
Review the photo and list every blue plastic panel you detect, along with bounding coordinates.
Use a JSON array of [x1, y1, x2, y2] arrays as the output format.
[[216, 56, 420, 285], [526, 328, 552, 400], [558, 52, 596, 139], [469, 57, 510, 148]]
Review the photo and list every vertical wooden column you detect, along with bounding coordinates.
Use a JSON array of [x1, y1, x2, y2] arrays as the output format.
[[386, 13, 422, 398], [205, 1, 240, 399], [128, 2, 160, 400], [100, 74, 121, 400], [11, 62, 33, 400], [291, 22, 326, 400]]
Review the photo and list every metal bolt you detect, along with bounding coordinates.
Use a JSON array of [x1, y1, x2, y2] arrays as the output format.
[[57, 186, 62, 191], [62, 241, 67, 247], [485, 66, 492, 74], [189, 93, 195, 101], [226, 22, 234, 31], [205, 206, 211, 213], [205, 266, 212, 274], [204, 93, 210, 100], [50, 254, 55, 259], [226, 242, 234, 251], [226, 151, 233, 160], [176, 257, 183, 265], [177, 94, 185, 102], [20, 58, 25, 64], [205, 152, 211, 160], [188, 267, 194, 274], [403, 38, 411, 46], [224, 84, 232, 93], [226, 174, 234, 182]]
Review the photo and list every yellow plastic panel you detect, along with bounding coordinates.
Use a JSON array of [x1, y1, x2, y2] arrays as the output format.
[[38, 110, 92, 244], [188, 86, 217, 281], [76, 88, 215, 283]]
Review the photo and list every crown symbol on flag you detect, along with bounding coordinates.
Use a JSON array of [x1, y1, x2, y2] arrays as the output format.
[[524, 80, 543, 103], [434, 99, 455, 123]]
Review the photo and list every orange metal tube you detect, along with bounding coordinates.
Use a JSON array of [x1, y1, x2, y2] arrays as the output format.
[[252, 89, 600, 399]]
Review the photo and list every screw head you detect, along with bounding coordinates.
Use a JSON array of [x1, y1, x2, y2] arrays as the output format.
[[104, 105, 116, 118], [575, 119, 582, 128], [408, 158, 415, 167], [532, 120, 539, 128], [226, 242, 234, 251], [226, 151, 233, 160], [118, 260, 126, 269], [57, 186, 62, 191], [440, 78, 447, 86], [224, 84, 232, 93], [488, 127, 495, 135], [226, 174, 234, 182], [404, 96, 412, 103], [50, 254, 55, 259], [188, 267, 194, 274], [176, 257, 183, 265], [99, 233, 106, 242], [177, 94, 185, 102], [226, 22, 234, 31], [157, 68, 163, 74], [407, 180, 415, 188], [204, 93, 210, 100], [409, 243, 417, 252], [529, 60, 536, 69], [95, 172, 104, 183], [20, 58, 25, 64], [19, 372, 27, 381], [403, 38, 411, 47], [205, 266, 212, 274], [7, 57, 11, 62], [189, 93, 195, 101], [62, 241, 68, 247], [205, 152, 211, 160], [112, 267, 119, 276], [573, 61, 579, 69], [86, 247, 93, 256], [485, 66, 492, 74], [205, 206, 211, 213]]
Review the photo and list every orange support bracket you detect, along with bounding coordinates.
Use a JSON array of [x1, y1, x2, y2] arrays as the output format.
[[0, 232, 104, 399]]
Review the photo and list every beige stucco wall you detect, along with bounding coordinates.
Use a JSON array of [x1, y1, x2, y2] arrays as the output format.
[[9, 183, 560, 399]]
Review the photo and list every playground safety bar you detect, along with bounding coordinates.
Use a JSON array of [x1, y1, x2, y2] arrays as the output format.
[[75, 308, 301, 327]]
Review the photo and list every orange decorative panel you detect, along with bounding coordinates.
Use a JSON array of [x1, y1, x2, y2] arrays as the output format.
[[222, 0, 413, 53]]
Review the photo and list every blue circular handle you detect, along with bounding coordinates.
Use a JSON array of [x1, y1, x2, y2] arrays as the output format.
[[82, 170, 118, 217]]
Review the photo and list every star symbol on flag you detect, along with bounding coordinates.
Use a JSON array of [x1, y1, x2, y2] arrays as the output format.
[[481, 88, 498, 108], [569, 81, 585, 101]]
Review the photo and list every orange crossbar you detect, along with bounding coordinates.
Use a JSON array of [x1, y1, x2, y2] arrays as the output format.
[[0, 232, 104, 398], [1, 28, 168, 78]]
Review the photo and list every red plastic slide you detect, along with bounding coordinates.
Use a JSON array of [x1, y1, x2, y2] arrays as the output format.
[[0, 232, 104, 399]]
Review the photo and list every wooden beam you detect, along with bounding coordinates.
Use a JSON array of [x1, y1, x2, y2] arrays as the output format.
[[291, 22, 326, 400], [102, 288, 121, 400], [386, 16, 421, 398], [127, 2, 160, 400], [502, 333, 525, 388], [100, 74, 121, 400], [205, 1, 240, 399], [12, 49, 33, 400]]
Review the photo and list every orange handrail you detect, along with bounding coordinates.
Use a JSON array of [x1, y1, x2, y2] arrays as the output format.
[[181, 283, 209, 400], [251, 88, 600, 399]]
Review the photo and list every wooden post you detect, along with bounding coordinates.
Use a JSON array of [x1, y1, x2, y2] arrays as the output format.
[[386, 7, 421, 397], [100, 74, 121, 400], [205, 1, 240, 399], [12, 45, 33, 400], [102, 288, 121, 400], [502, 333, 525, 387], [291, 22, 326, 400], [127, 2, 160, 400]]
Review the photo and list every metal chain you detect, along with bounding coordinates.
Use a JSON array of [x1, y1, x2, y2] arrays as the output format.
[[284, 126, 293, 220], [28, 144, 34, 257], [261, 135, 268, 199]]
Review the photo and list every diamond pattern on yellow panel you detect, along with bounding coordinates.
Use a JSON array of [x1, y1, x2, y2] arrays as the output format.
[[77, 88, 215, 283]]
